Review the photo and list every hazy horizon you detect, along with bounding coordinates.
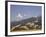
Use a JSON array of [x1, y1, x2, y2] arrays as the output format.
[[10, 5, 42, 22]]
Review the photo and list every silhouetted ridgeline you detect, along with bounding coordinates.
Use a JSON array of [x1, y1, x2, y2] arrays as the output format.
[[11, 16, 42, 28]]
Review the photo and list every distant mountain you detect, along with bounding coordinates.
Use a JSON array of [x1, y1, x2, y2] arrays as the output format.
[[11, 16, 41, 28]]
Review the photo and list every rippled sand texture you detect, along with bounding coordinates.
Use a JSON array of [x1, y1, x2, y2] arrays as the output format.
[[11, 22, 42, 32]]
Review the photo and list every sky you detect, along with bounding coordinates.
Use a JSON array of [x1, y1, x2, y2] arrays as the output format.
[[10, 5, 42, 22]]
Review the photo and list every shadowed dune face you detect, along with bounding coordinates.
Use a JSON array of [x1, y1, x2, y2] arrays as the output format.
[[11, 22, 42, 32], [10, 16, 42, 32]]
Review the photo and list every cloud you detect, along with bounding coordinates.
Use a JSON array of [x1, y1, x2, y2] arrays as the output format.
[[16, 13, 23, 21], [16, 13, 23, 18]]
